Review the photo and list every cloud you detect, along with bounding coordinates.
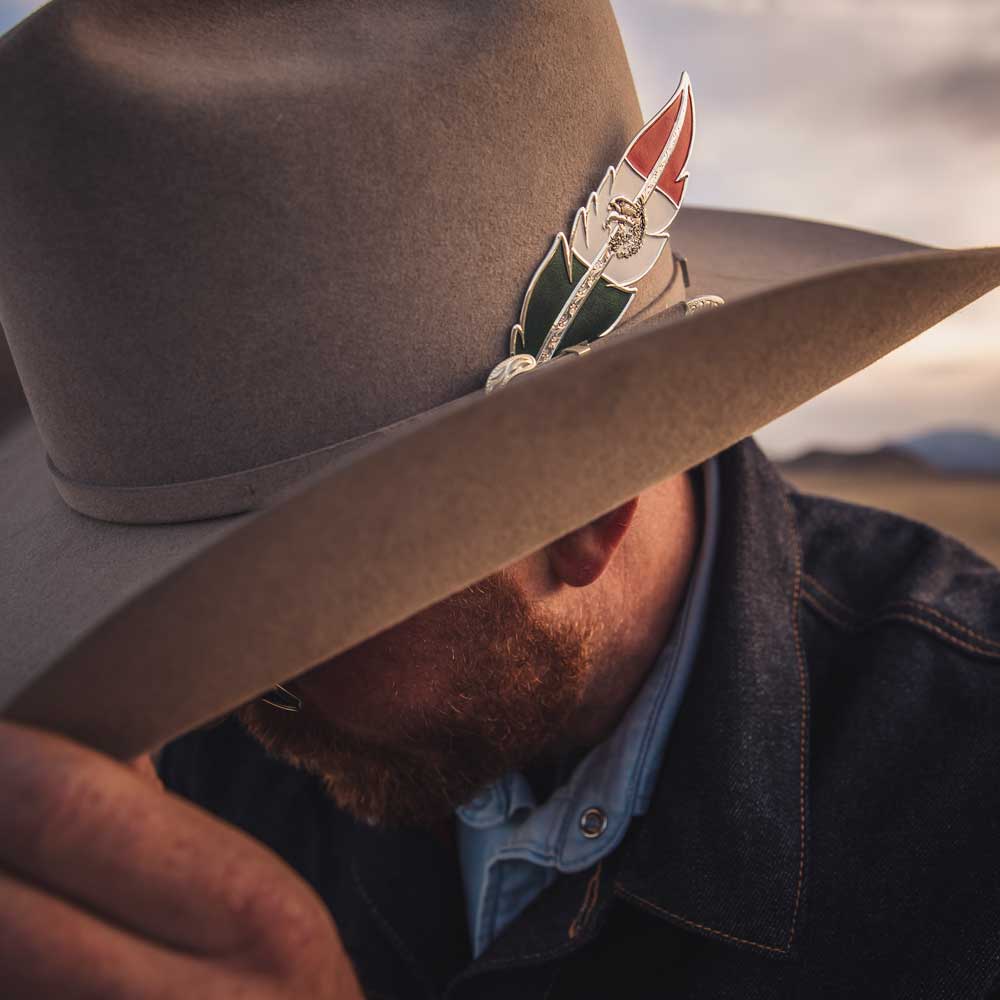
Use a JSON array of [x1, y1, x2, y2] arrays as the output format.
[[756, 361, 1000, 458], [613, 0, 1000, 450], [658, 0, 1000, 26], [885, 59, 1000, 136]]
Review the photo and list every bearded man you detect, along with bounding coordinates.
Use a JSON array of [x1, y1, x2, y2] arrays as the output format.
[[2, 2, 1000, 999]]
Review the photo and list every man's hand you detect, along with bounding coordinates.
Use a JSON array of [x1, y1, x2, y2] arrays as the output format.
[[0, 720, 364, 999]]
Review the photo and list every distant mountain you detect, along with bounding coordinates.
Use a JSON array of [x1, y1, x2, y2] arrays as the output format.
[[778, 429, 1000, 479], [778, 445, 934, 478], [899, 430, 1000, 476]]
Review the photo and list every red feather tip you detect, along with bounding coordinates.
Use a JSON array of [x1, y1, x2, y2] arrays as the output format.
[[623, 76, 694, 208]]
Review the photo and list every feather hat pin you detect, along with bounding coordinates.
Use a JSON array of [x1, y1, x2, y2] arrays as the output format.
[[486, 72, 716, 392]]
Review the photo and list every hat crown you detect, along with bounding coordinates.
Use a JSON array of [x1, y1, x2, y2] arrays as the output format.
[[0, 0, 642, 496]]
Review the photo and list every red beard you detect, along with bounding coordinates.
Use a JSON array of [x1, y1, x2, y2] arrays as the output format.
[[237, 574, 593, 828]]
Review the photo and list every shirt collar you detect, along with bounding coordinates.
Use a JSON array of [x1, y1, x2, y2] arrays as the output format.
[[456, 457, 720, 872]]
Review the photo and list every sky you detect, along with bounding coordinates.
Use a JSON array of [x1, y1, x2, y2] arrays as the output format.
[[613, 0, 1000, 455], [3, 0, 999, 457]]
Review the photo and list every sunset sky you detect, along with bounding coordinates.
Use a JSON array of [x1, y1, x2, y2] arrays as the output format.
[[3, 0, 999, 457]]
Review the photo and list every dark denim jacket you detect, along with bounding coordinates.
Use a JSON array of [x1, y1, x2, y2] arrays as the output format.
[[159, 438, 1000, 999]]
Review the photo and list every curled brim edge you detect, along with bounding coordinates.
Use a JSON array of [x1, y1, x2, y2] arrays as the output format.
[[2, 212, 998, 760]]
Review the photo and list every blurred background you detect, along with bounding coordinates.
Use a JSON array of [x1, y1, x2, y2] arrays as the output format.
[[3, 0, 999, 563], [612, 0, 1000, 564]]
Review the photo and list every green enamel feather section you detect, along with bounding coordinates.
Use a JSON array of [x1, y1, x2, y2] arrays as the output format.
[[519, 237, 634, 357]]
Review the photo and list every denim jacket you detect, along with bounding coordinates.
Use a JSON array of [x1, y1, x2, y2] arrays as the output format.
[[159, 438, 1000, 999]]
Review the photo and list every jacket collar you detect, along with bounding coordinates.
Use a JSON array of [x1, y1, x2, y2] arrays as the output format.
[[350, 438, 810, 993], [613, 436, 809, 958]]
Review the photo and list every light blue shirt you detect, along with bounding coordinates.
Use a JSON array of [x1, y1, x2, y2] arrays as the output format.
[[455, 459, 720, 957]]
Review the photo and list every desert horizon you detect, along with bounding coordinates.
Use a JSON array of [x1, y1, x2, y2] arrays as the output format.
[[776, 428, 1000, 567]]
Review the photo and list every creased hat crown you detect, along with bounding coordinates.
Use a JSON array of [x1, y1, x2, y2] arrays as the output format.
[[0, 0, 659, 512]]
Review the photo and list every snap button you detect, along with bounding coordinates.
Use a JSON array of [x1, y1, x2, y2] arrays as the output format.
[[579, 807, 608, 839], [467, 791, 492, 812]]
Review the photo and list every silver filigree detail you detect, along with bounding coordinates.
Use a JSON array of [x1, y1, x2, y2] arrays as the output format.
[[484, 353, 537, 394], [536, 243, 615, 364], [683, 294, 726, 315], [484, 74, 695, 393], [605, 197, 646, 258]]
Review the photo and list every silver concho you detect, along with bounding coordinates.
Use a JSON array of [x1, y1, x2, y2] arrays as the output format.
[[484, 353, 537, 393], [683, 294, 726, 315]]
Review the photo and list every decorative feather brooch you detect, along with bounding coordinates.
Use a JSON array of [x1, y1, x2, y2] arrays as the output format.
[[486, 72, 715, 393]]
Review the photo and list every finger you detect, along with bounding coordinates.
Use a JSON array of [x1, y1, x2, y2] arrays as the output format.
[[0, 721, 327, 963], [0, 868, 217, 1000]]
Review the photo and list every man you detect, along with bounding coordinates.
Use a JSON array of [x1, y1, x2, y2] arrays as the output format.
[[2, 2, 1000, 998]]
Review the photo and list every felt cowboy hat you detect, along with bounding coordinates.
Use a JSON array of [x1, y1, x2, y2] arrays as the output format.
[[2, 0, 999, 760]]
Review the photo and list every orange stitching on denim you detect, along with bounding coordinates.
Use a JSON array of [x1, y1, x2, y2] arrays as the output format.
[[800, 587, 854, 630], [802, 575, 857, 618], [803, 574, 1000, 653], [866, 613, 997, 659], [613, 885, 788, 954], [453, 869, 608, 980], [802, 586, 1000, 661], [883, 600, 1000, 650], [781, 490, 809, 951], [568, 861, 603, 940], [613, 489, 809, 958]]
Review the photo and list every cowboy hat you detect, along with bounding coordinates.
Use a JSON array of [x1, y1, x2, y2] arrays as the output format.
[[3, 0, 999, 759]]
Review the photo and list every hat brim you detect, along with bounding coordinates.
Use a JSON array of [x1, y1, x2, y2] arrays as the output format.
[[3, 207, 999, 759]]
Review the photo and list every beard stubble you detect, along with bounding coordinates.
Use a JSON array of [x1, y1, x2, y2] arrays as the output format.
[[237, 574, 594, 828]]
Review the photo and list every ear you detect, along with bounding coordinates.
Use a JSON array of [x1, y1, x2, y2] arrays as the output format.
[[546, 498, 639, 588]]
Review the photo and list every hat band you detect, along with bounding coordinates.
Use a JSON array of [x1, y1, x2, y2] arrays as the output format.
[[44, 421, 395, 526], [44, 278, 690, 525]]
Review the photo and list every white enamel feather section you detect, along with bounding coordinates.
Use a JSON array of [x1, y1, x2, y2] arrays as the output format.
[[568, 162, 678, 288]]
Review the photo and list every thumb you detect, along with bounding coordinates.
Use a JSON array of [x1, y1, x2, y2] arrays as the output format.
[[127, 753, 164, 790]]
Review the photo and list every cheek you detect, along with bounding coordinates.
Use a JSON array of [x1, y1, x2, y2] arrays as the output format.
[[286, 571, 529, 738], [291, 622, 468, 736], [503, 551, 555, 603]]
